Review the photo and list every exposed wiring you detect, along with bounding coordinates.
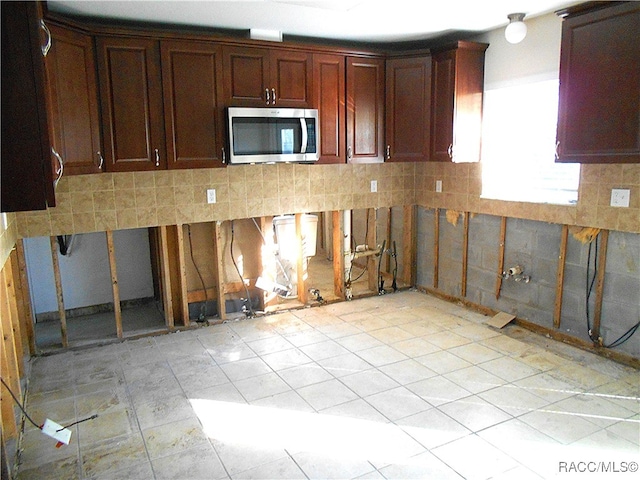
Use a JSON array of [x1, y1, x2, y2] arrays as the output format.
[[347, 213, 370, 284], [230, 220, 255, 317], [0, 376, 39, 430], [56, 235, 75, 256], [585, 234, 639, 348], [187, 224, 207, 321], [251, 217, 292, 285]]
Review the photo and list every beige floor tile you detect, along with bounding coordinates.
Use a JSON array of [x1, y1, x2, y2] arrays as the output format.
[[211, 439, 290, 477], [300, 339, 350, 361], [340, 369, 400, 397], [234, 371, 292, 402], [479, 384, 551, 416], [518, 408, 602, 444], [365, 386, 431, 421], [292, 451, 376, 479], [151, 444, 228, 480], [415, 350, 472, 374], [378, 451, 463, 480], [335, 332, 385, 352], [134, 392, 197, 430], [439, 395, 512, 432], [80, 433, 148, 478], [261, 347, 313, 371], [448, 342, 503, 364], [379, 359, 438, 385], [444, 365, 507, 394], [356, 345, 409, 367], [407, 375, 472, 407], [317, 352, 374, 377], [297, 378, 359, 411], [142, 417, 209, 459], [397, 408, 471, 449]]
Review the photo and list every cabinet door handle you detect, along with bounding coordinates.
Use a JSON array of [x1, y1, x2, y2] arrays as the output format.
[[222, 147, 226, 164], [347, 146, 353, 161], [52, 147, 64, 188], [96, 151, 104, 170], [272, 88, 276, 105], [154, 148, 160, 167], [40, 19, 51, 57], [555, 141, 560, 161], [386, 145, 391, 160], [265, 88, 270, 105], [447, 144, 453, 159]]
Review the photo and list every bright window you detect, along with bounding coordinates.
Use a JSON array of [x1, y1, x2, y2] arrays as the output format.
[[481, 79, 579, 205]]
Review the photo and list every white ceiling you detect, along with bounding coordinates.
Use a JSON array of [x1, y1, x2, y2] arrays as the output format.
[[47, 0, 581, 43]]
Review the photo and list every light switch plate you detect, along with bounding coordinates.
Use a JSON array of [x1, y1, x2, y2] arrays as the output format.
[[370, 180, 377, 193], [206, 189, 216, 204], [610, 188, 630, 207], [435, 180, 443, 193]]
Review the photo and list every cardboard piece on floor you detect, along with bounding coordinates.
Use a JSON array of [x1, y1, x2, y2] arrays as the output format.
[[486, 312, 515, 329]]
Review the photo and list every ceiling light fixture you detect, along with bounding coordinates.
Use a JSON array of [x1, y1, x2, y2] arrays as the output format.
[[505, 13, 527, 44]]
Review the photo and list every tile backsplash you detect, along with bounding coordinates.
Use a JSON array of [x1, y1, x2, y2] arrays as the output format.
[[9, 162, 640, 249]]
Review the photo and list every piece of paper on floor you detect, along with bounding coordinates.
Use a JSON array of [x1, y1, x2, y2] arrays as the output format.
[[485, 312, 515, 329]]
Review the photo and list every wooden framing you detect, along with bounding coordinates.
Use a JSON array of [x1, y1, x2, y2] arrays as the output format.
[[212, 221, 226, 321], [433, 208, 440, 289], [592, 229, 609, 344], [295, 214, 308, 304], [50, 236, 68, 348], [106, 230, 123, 339], [495, 216, 507, 299], [14, 240, 35, 354], [554, 224, 569, 328], [175, 225, 190, 325], [366, 208, 378, 292], [2, 258, 24, 376], [461, 212, 469, 297], [159, 226, 175, 329], [332, 211, 344, 299], [402, 205, 416, 286]]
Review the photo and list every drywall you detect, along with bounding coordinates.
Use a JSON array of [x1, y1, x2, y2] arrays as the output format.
[[24, 229, 154, 315]]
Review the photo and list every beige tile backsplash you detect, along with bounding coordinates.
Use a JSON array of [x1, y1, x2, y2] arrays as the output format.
[[7, 162, 640, 258]]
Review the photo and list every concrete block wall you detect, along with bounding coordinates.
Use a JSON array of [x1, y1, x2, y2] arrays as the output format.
[[416, 208, 640, 358]]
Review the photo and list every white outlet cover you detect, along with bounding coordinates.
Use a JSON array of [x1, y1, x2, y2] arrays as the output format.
[[435, 180, 443, 193], [207, 189, 216, 204], [610, 188, 630, 208], [370, 180, 377, 193]]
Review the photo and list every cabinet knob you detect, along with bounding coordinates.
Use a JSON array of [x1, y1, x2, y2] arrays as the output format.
[[272, 88, 276, 105], [555, 141, 560, 161], [154, 148, 160, 167], [347, 146, 353, 161], [447, 144, 453, 159], [386, 145, 391, 160], [222, 147, 226, 164], [96, 151, 104, 170], [52, 147, 64, 188], [265, 88, 270, 105], [40, 19, 51, 57]]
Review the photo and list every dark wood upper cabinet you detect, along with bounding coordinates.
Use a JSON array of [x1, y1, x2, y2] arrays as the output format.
[[346, 57, 385, 164], [1, 1, 56, 212], [385, 56, 431, 162], [556, 2, 640, 164], [161, 40, 225, 169], [223, 46, 312, 107], [430, 41, 487, 163], [96, 36, 166, 172], [45, 24, 102, 176], [312, 53, 346, 164]]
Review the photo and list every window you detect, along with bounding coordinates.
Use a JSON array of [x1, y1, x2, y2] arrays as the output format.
[[481, 79, 579, 205]]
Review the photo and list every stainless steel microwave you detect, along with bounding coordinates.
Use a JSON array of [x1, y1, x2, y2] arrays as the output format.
[[227, 107, 319, 164]]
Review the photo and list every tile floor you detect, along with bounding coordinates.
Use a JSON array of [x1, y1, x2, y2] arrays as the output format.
[[14, 291, 640, 479]]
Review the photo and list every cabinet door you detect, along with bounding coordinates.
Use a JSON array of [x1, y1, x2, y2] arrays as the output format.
[[97, 36, 165, 171], [385, 56, 431, 162], [45, 24, 102, 175], [312, 53, 345, 164], [223, 46, 269, 106], [161, 40, 225, 169], [346, 57, 385, 164], [430, 42, 486, 163], [271, 50, 312, 107], [556, 3, 640, 163], [1, 1, 55, 212], [430, 50, 455, 162]]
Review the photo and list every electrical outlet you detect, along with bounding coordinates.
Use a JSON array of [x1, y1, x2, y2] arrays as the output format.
[[370, 180, 377, 193], [206, 189, 216, 204], [610, 188, 630, 207], [435, 180, 443, 193]]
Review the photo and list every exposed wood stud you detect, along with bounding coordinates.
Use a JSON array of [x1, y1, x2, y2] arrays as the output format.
[[159, 226, 175, 329], [213, 221, 226, 321], [332, 211, 344, 299], [176, 225, 190, 326], [14, 240, 36, 355], [106, 231, 123, 339], [295, 213, 307, 304], [50, 236, 68, 348], [434, 208, 440, 289], [3, 258, 24, 376], [0, 268, 20, 398], [366, 208, 378, 292], [592, 229, 609, 343], [461, 212, 470, 297], [402, 205, 416, 286], [495, 216, 507, 300], [554, 224, 569, 328]]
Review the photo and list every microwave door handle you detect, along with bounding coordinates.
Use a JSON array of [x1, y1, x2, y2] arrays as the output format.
[[300, 118, 308, 154]]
